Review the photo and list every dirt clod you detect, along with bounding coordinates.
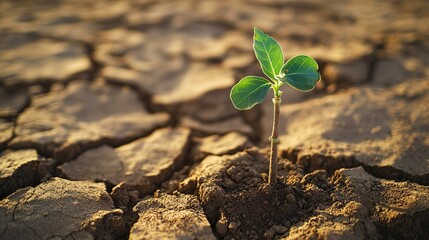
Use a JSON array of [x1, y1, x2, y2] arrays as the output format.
[[0, 33, 91, 86], [279, 80, 429, 184], [59, 127, 190, 197], [0, 121, 14, 152], [0, 177, 125, 239], [180, 116, 254, 137], [0, 149, 52, 199], [130, 193, 215, 240], [191, 132, 251, 163], [331, 167, 429, 240], [9, 81, 170, 162]]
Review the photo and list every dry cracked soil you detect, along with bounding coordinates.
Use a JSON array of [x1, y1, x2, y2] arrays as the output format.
[[1, 0, 429, 239]]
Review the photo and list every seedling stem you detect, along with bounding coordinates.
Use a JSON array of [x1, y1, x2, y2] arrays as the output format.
[[230, 28, 320, 185], [269, 94, 281, 184]]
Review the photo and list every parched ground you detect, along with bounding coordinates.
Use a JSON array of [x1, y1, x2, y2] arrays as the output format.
[[1, 0, 428, 239]]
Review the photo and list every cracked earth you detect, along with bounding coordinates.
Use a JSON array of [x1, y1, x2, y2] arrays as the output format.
[[0, 0, 428, 239]]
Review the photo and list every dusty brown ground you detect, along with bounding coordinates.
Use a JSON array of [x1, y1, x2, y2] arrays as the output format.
[[1, 0, 429, 239]]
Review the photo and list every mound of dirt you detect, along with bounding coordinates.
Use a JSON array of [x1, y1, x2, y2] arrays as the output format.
[[179, 148, 331, 239], [178, 149, 429, 239]]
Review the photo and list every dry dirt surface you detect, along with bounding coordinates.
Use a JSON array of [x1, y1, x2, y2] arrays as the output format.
[[1, 0, 428, 239]]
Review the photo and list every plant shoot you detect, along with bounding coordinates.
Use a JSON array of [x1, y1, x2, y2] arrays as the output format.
[[230, 27, 320, 185]]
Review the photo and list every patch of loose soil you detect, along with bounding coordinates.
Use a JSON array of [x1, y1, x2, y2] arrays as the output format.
[[285, 200, 378, 240], [180, 148, 330, 239], [219, 179, 322, 240], [217, 164, 332, 239], [180, 148, 429, 239]]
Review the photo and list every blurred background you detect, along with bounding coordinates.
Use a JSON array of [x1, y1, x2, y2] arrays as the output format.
[[0, 0, 428, 145]]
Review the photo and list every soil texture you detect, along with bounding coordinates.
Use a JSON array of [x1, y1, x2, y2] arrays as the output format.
[[0, 0, 428, 239]]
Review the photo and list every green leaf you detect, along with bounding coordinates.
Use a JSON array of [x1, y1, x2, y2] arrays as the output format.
[[230, 76, 271, 110], [253, 27, 284, 80], [280, 54, 320, 92]]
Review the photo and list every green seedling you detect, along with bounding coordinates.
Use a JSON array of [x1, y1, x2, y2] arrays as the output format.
[[230, 27, 320, 185]]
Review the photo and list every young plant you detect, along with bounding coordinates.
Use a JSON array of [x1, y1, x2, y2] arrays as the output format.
[[230, 27, 320, 185]]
